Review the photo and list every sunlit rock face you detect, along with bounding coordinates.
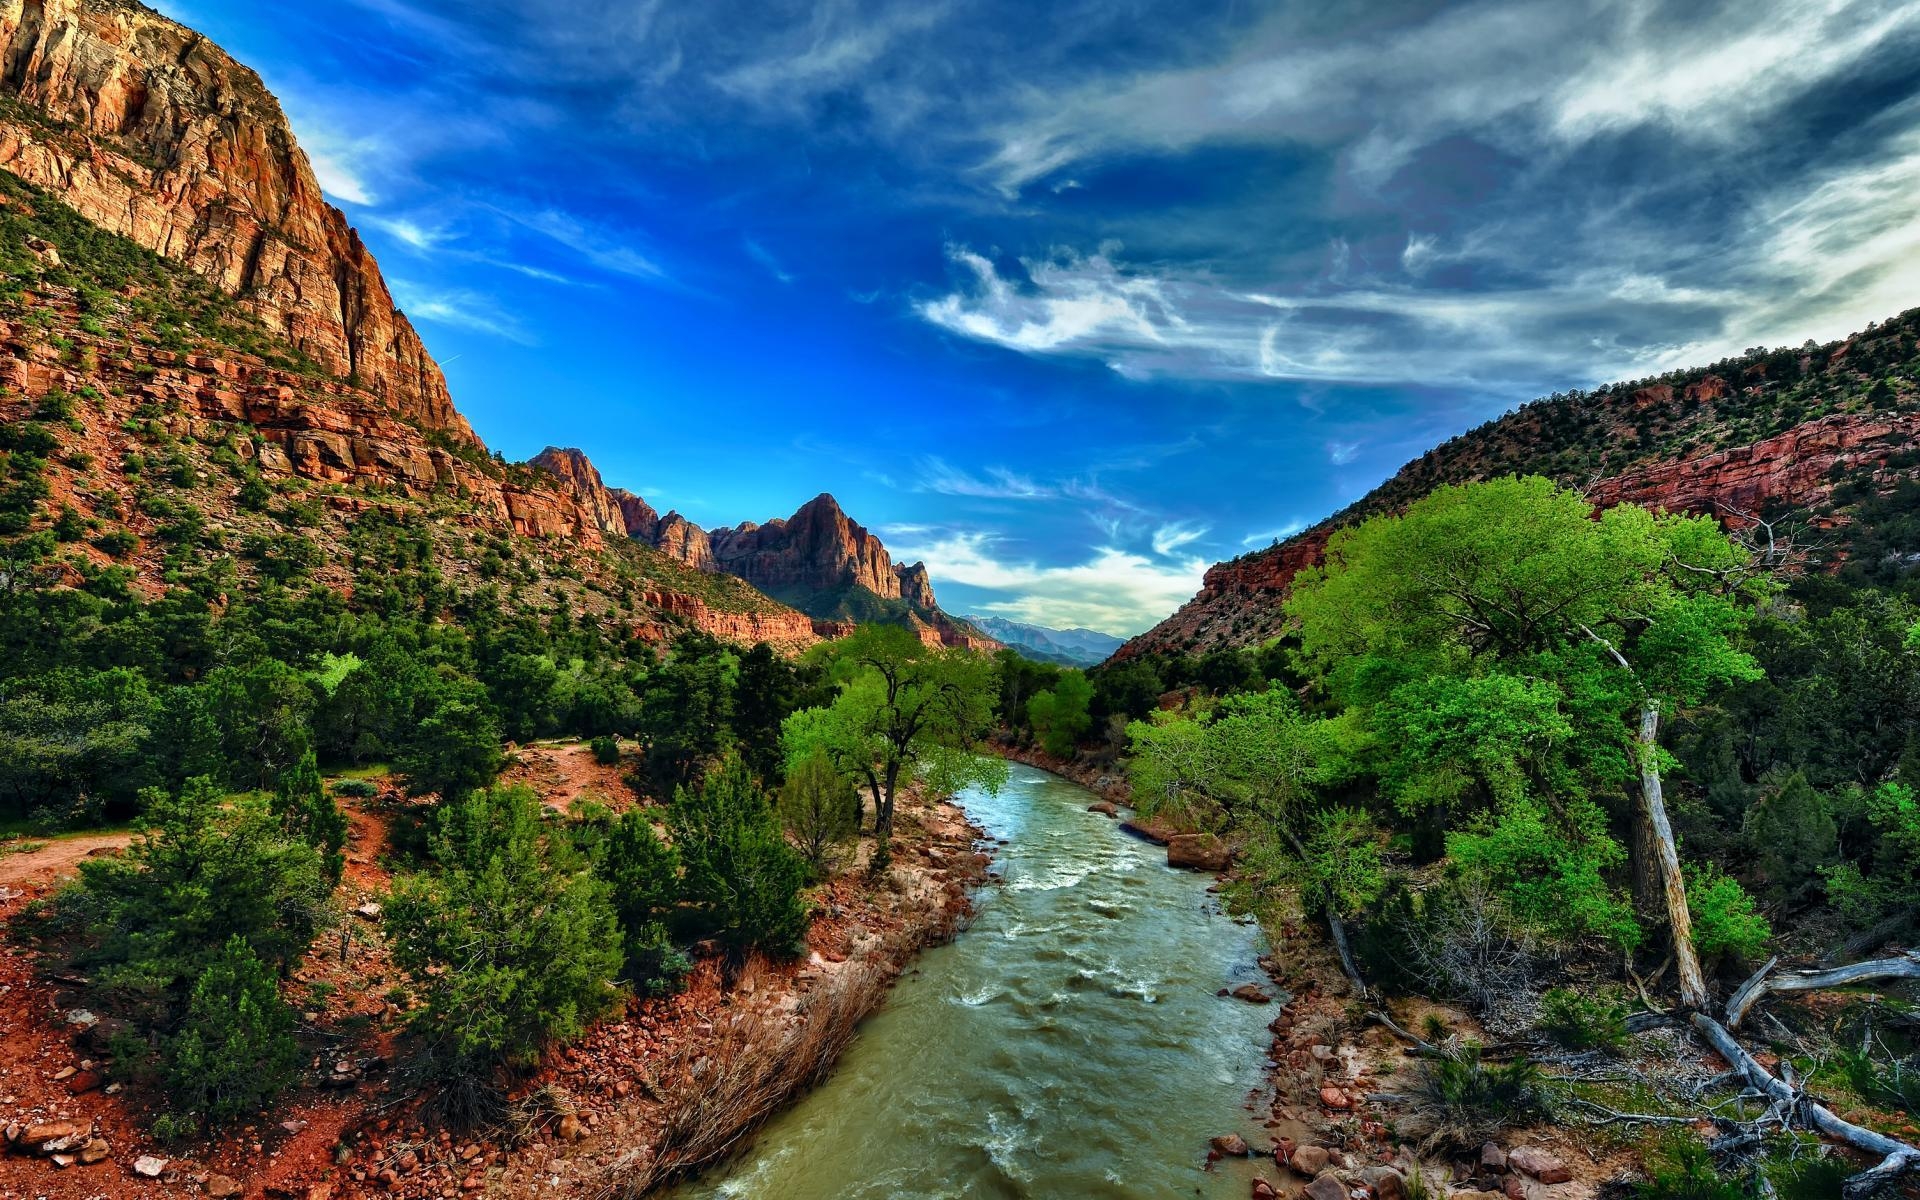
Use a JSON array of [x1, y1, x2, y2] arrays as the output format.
[[0, 0, 468, 439]]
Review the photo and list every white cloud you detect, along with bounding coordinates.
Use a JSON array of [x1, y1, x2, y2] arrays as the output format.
[[744, 238, 795, 284], [1150, 521, 1209, 556], [505, 208, 670, 282], [389, 282, 534, 344], [886, 529, 1206, 635], [1327, 441, 1361, 466], [916, 457, 1056, 500], [368, 215, 451, 251]]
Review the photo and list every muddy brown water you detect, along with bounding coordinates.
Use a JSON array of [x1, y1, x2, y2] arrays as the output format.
[[670, 762, 1282, 1199]]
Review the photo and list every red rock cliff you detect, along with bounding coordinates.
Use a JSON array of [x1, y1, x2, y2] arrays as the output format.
[[709, 493, 907, 600], [0, 0, 468, 439]]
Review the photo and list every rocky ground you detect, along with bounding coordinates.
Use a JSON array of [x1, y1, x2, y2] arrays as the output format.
[[0, 747, 990, 1200]]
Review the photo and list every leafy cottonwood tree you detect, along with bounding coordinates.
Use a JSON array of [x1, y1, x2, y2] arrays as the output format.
[[781, 624, 1004, 868], [1287, 476, 1763, 1007], [1027, 669, 1094, 757]]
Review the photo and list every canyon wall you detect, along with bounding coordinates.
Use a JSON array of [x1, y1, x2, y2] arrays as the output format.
[[0, 0, 466, 438]]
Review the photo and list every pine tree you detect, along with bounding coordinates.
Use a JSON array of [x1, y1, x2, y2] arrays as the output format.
[[162, 935, 300, 1126], [273, 745, 349, 885]]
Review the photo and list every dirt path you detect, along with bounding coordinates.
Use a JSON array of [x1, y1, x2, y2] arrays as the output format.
[[0, 832, 134, 891]]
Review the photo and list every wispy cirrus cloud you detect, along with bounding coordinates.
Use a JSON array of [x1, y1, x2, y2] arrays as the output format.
[[389, 282, 534, 344]]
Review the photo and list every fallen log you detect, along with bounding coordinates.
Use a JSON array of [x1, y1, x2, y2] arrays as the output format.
[[1724, 952, 1920, 1030], [1691, 1010, 1920, 1198]]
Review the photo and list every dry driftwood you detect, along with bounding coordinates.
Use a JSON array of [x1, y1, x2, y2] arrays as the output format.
[[1691, 1010, 1920, 1199], [1723, 952, 1920, 1031]]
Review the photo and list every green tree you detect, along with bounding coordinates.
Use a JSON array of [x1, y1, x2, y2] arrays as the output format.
[[1093, 657, 1164, 722], [638, 637, 735, 791], [273, 745, 349, 885], [1743, 772, 1836, 900], [781, 624, 1004, 868], [397, 695, 502, 800], [76, 777, 331, 996], [668, 756, 811, 955], [383, 785, 621, 1116], [161, 935, 300, 1127], [593, 810, 689, 995], [1027, 669, 1094, 757], [1287, 476, 1762, 1007], [778, 747, 858, 876]]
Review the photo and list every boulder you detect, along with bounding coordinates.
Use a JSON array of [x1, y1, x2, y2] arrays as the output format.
[[1508, 1145, 1571, 1184], [1318, 1086, 1352, 1109], [1087, 800, 1121, 818], [19, 1119, 89, 1152], [1211, 1133, 1251, 1157], [1304, 1172, 1348, 1200], [207, 1174, 244, 1197], [77, 1138, 110, 1166], [1229, 983, 1272, 1004], [1480, 1142, 1507, 1171], [1166, 832, 1231, 871], [133, 1155, 169, 1178], [1290, 1144, 1331, 1176], [1364, 1165, 1408, 1200], [1251, 1181, 1278, 1200]]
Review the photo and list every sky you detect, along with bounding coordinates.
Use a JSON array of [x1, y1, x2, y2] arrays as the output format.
[[155, 0, 1920, 636]]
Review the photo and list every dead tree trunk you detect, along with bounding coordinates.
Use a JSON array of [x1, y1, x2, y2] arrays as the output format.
[[1724, 952, 1920, 1030], [1634, 700, 1710, 1010], [1692, 1011, 1920, 1198]]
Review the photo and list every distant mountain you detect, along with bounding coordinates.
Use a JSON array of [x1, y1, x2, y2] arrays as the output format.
[[1118, 308, 1920, 661], [963, 615, 1124, 667], [530, 452, 994, 650]]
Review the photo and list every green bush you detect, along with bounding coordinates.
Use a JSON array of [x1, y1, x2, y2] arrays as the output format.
[[1686, 863, 1770, 960], [330, 778, 378, 799], [74, 776, 331, 995], [777, 747, 857, 877], [1538, 986, 1629, 1053], [161, 935, 300, 1127], [589, 734, 620, 765], [1633, 1134, 1745, 1200], [383, 785, 621, 1122], [1409, 1043, 1552, 1149], [669, 755, 810, 956]]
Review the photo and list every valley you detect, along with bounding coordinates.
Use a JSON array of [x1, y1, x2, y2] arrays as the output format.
[[0, 1, 1915, 1199]]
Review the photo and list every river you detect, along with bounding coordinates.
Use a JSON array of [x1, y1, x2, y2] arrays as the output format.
[[670, 762, 1281, 1199]]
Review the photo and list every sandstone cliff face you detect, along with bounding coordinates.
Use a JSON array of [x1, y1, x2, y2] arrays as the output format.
[[0, 0, 466, 438], [529, 447, 628, 538], [896, 561, 937, 610], [709, 493, 910, 602]]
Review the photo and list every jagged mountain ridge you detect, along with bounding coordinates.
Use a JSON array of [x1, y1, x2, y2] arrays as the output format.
[[0, 1, 996, 655], [963, 615, 1123, 667], [528, 448, 995, 650], [1120, 308, 1920, 660]]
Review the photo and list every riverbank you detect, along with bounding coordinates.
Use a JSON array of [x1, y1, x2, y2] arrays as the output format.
[[0, 759, 991, 1200]]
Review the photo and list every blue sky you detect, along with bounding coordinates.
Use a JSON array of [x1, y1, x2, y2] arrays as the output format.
[[157, 0, 1920, 635]]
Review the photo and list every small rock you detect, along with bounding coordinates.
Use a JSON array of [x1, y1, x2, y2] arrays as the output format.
[[1251, 1181, 1278, 1200], [557, 1114, 584, 1143], [1480, 1142, 1508, 1172], [133, 1155, 169, 1178], [355, 902, 382, 920], [1290, 1145, 1331, 1176], [1502, 1177, 1528, 1200], [1304, 1172, 1348, 1200], [1508, 1145, 1571, 1185], [22, 1119, 89, 1149], [1318, 1086, 1351, 1109], [52, 1066, 77, 1081], [65, 1070, 102, 1095], [281, 1118, 309, 1135], [1230, 983, 1272, 1004], [207, 1173, 244, 1197], [78, 1137, 110, 1165], [1211, 1133, 1251, 1157]]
